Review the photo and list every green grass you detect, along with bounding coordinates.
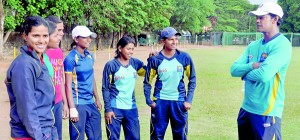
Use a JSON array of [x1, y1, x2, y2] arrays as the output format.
[[62, 46, 300, 140]]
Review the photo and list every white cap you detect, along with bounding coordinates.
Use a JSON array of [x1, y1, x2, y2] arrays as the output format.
[[249, 2, 283, 18], [72, 26, 97, 39]]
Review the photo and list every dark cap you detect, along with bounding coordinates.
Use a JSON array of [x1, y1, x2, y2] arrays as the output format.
[[160, 27, 181, 39]]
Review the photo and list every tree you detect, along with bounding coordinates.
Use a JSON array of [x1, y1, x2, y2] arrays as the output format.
[[0, 0, 5, 59], [213, 0, 252, 32], [85, 0, 174, 48], [278, 0, 300, 32], [236, 3, 257, 32], [0, 0, 85, 57], [41, 0, 85, 32], [0, 0, 262, 57], [170, 0, 215, 34], [143, 0, 174, 31], [86, 0, 131, 48], [1, 0, 29, 59]]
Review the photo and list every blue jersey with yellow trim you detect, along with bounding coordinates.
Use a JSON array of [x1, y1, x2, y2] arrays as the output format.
[[231, 34, 292, 118], [102, 58, 145, 113], [144, 49, 196, 106], [64, 49, 95, 105]]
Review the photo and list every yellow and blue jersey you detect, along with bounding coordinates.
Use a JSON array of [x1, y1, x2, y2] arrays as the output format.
[[231, 34, 292, 118], [102, 58, 145, 113], [63, 49, 95, 105], [143, 49, 196, 106]]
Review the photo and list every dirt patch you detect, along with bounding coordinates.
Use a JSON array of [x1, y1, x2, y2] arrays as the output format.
[[0, 57, 14, 139]]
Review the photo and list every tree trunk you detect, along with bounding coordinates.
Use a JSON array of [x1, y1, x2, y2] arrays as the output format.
[[118, 31, 121, 40], [4, 30, 11, 43], [135, 35, 139, 47], [110, 32, 115, 48], [0, 0, 5, 59], [97, 35, 102, 50]]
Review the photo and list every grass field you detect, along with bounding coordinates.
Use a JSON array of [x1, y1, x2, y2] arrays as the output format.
[[1, 45, 300, 139]]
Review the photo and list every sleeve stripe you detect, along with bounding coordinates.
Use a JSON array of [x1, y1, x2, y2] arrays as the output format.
[[185, 65, 191, 79], [109, 74, 112, 84], [137, 67, 146, 77], [149, 69, 156, 84]]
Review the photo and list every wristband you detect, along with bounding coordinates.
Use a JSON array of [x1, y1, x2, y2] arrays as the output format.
[[70, 108, 78, 118]]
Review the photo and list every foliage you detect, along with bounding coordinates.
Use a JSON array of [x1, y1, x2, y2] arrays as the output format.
[[236, 4, 257, 32], [4, 0, 27, 30], [143, 0, 174, 31], [170, 0, 214, 34], [213, 0, 253, 32], [88, 0, 119, 34], [88, 0, 172, 36], [2, 0, 300, 35], [4, 15, 16, 30], [44, 0, 85, 31], [2, 0, 300, 52], [0, 0, 85, 58], [80, 0, 174, 48], [3, 0, 84, 31], [278, 0, 300, 33]]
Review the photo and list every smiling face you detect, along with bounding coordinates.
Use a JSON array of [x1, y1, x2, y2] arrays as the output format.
[[119, 43, 134, 60], [75, 36, 92, 49], [23, 25, 49, 57], [56, 22, 64, 40], [48, 30, 60, 49], [162, 35, 179, 51]]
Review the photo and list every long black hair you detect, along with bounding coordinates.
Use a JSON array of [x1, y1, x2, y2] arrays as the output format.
[[115, 36, 136, 58], [21, 16, 49, 35]]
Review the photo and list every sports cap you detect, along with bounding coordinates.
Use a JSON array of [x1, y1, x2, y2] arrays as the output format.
[[72, 26, 97, 39], [160, 27, 181, 39], [249, 2, 283, 18]]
